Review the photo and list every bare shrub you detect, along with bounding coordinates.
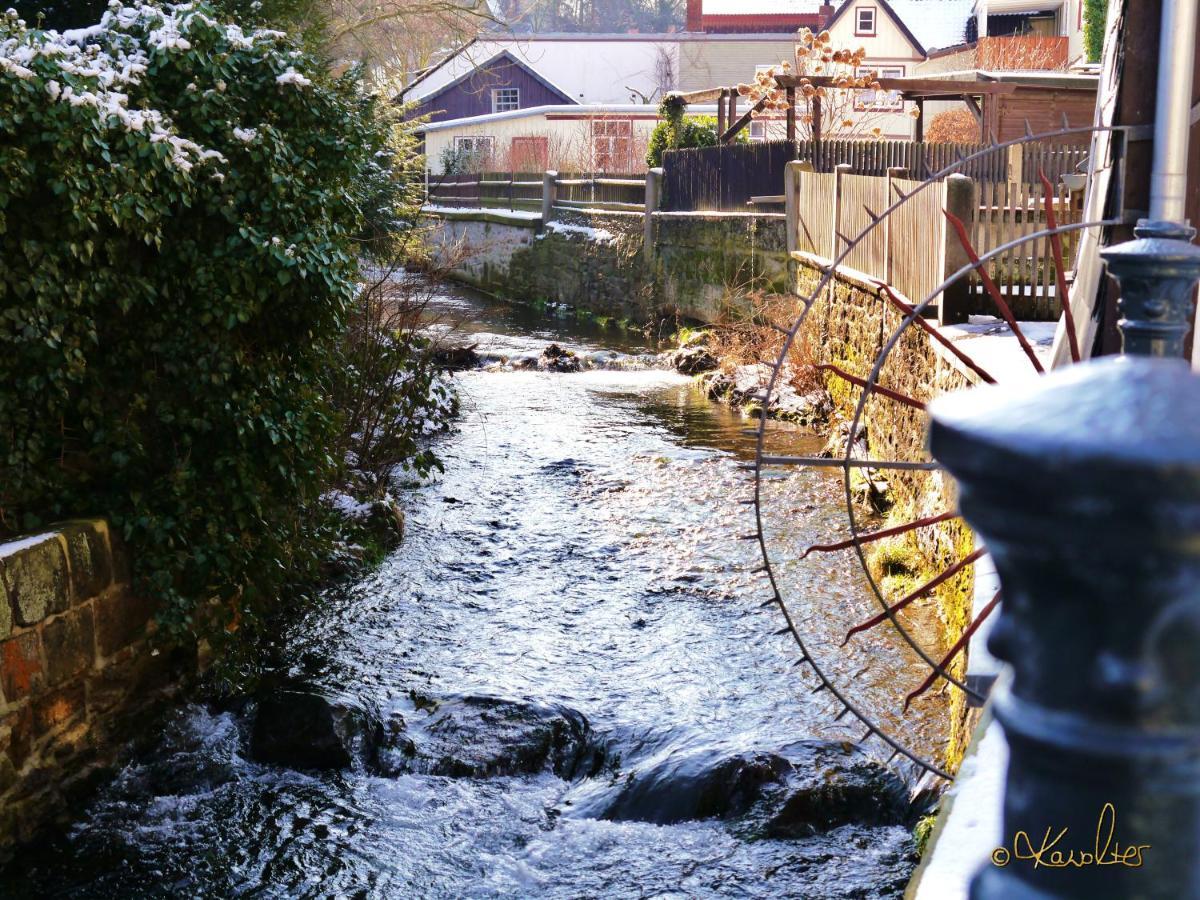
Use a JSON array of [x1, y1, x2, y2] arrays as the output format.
[[925, 108, 980, 144], [328, 255, 462, 495]]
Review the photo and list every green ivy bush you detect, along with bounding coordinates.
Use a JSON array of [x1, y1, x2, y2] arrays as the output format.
[[646, 95, 746, 168], [1083, 0, 1108, 64], [0, 3, 406, 634]]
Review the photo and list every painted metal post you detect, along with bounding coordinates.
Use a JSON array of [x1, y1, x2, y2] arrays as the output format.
[[785, 86, 796, 144], [541, 170, 558, 229], [644, 167, 663, 268], [1100, 221, 1200, 359], [930, 355, 1200, 900]]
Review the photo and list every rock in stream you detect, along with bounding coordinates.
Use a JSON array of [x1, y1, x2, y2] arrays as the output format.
[[376, 694, 606, 780], [583, 740, 910, 837]]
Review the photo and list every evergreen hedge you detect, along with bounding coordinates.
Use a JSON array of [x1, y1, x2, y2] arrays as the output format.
[[0, 3, 395, 633]]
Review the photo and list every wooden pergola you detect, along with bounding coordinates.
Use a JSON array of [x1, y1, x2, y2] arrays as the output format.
[[672, 76, 1024, 145]]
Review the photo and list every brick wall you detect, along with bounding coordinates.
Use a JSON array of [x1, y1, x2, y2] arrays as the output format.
[[0, 520, 187, 857]]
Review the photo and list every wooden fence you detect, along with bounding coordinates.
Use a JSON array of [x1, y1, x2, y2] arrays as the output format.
[[968, 178, 1082, 320], [662, 141, 797, 212], [426, 171, 646, 213], [426, 172, 543, 211], [888, 177, 949, 311], [788, 164, 1085, 322], [796, 138, 1088, 185], [553, 173, 646, 212]]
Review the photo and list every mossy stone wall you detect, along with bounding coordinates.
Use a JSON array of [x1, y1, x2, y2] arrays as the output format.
[[422, 209, 790, 325], [796, 258, 979, 773]]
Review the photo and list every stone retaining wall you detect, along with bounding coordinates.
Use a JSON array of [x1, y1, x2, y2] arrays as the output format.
[[421, 208, 789, 325], [0, 521, 187, 857], [655, 212, 790, 323], [795, 257, 979, 771]]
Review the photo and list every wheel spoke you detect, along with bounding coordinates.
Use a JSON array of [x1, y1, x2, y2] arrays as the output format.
[[904, 593, 1002, 709]]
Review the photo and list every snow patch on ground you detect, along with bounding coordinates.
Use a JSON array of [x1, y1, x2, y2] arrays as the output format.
[[542, 221, 617, 244], [421, 205, 543, 222]]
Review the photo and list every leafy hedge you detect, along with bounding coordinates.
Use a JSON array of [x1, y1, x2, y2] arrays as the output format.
[[1083, 0, 1108, 64], [0, 4, 400, 633], [646, 94, 745, 168]]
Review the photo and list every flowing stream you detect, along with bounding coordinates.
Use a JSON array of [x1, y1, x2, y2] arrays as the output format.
[[5, 285, 946, 899]]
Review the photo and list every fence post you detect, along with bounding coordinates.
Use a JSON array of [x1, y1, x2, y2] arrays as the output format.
[[644, 167, 664, 267], [1006, 143, 1024, 185], [541, 170, 558, 228], [940, 173, 977, 326], [784, 160, 805, 258]]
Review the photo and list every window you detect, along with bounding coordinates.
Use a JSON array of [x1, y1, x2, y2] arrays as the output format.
[[855, 6, 876, 35], [509, 136, 548, 172], [749, 121, 767, 142], [491, 87, 520, 113], [592, 118, 633, 172], [854, 65, 904, 111], [453, 135, 495, 170]]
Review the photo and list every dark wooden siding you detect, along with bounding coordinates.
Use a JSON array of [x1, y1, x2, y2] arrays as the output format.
[[987, 88, 1096, 145], [411, 57, 575, 123]]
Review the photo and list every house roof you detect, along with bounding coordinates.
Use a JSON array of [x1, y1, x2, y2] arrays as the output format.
[[827, 0, 930, 53], [406, 49, 578, 107], [417, 102, 722, 133], [889, 0, 975, 51], [400, 38, 478, 99]]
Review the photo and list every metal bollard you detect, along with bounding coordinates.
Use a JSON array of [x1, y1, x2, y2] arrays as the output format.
[[1100, 220, 1200, 359], [931, 354, 1200, 899]]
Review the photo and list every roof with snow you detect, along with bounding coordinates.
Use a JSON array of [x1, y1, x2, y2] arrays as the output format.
[[889, 0, 975, 51]]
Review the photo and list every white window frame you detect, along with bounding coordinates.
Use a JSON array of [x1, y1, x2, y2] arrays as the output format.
[[854, 65, 905, 112], [491, 87, 520, 113], [453, 135, 495, 167], [855, 6, 876, 35]]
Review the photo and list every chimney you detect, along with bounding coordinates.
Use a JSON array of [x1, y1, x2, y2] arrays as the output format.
[[686, 0, 703, 32], [819, 2, 834, 24]]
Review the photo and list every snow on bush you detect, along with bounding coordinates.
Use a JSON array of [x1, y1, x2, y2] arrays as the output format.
[[0, 2, 407, 633]]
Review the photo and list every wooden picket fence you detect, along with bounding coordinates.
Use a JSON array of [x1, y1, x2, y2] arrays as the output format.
[[789, 165, 1086, 321], [967, 179, 1082, 320], [797, 138, 1088, 186]]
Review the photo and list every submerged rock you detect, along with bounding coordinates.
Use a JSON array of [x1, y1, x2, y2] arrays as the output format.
[[375, 694, 605, 780], [434, 343, 481, 371], [595, 740, 908, 837], [819, 421, 890, 511], [250, 683, 376, 771], [540, 343, 581, 373], [667, 345, 718, 375]]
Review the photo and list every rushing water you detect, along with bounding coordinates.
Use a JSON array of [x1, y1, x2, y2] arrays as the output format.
[[5, 286, 947, 899]]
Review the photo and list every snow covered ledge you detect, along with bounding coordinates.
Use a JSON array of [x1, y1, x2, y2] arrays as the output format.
[[906, 702, 1008, 899]]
